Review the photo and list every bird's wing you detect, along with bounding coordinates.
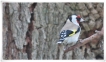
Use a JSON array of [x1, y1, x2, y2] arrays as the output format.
[[59, 27, 80, 42], [59, 30, 76, 42]]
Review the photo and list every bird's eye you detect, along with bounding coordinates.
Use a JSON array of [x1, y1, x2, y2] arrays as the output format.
[[76, 17, 81, 22], [76, 15, 81, 22]]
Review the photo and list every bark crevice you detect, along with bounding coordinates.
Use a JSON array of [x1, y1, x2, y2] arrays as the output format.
[[24, 3, 37, 59]]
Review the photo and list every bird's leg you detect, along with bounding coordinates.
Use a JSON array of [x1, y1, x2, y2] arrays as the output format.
[[64, 44, 69, 50], [77, 39, 83, 44]]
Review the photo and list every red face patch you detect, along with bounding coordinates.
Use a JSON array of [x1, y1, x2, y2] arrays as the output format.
[[77, 15, 81, 18], [76, 15, 81, 24]]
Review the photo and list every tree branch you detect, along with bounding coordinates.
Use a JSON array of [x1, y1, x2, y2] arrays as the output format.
[[64, 27, 104, 53]]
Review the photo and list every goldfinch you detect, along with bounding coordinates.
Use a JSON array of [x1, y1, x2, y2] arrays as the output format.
[[57, 15, 84, 46]]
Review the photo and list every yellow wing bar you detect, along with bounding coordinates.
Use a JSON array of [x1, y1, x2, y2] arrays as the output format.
[[69, 30, 77, 36]]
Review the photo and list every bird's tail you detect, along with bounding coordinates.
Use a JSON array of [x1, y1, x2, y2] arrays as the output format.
[[57, 40, 63, 44], [57, 38, 64, 44], [57, 41, 62, 44]]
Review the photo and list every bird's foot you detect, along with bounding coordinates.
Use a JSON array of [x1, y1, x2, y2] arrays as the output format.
[[77, 39, 83, 44]]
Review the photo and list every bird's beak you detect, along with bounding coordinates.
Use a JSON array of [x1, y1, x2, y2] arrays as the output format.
[[80, 18, 84, 22]]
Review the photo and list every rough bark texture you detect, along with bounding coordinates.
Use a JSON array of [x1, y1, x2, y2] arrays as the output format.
[[3, 3, 104, 60]]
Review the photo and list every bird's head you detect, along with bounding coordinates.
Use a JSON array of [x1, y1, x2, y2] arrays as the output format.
[[68, 15, 84, 26]]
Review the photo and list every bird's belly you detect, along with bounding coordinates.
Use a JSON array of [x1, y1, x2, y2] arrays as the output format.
[[63, 32, 80, 45]]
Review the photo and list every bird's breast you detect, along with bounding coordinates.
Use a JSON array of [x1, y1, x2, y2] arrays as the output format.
[[63, 32, 80, 45]]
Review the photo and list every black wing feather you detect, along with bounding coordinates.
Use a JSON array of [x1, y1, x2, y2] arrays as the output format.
[[59, 30, 73, 42]]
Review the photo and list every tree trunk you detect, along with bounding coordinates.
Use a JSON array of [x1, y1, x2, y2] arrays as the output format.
[[3, 2, 104, 60]]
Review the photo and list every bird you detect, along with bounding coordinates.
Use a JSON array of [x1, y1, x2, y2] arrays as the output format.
[[57, 15, 84, 46]]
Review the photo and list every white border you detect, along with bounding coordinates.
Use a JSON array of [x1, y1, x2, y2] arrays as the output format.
[[1, 60, 105, 62], [1, 0, 105, 2], [0, 1, 3, 62], [0, 1, 105, 62]]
